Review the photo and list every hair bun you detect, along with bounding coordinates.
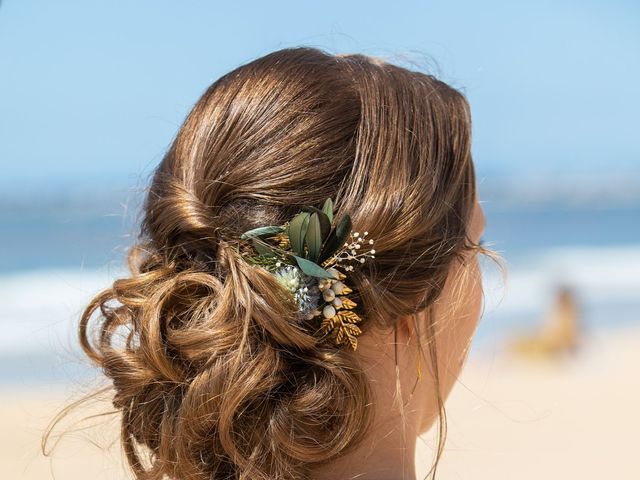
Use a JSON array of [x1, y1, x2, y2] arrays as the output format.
[[74, 237, 372, 479]]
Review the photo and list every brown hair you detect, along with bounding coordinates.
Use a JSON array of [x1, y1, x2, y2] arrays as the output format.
[[43, 46, 491, 479]]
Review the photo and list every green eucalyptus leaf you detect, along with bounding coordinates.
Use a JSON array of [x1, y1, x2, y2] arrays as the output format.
[[316, 210, 331, 241], [252, 238, 277, 257], [301, 205, 324, 216], [305, 213, 322, 262], [300, 205, 332, 239], [317, 233, 337, 264], [301, 205, 333, 239], [292, 255, 336, 279], [240, 225, 284, 240], [317, 214, 352, 264], [322, 198, 334, 223], [335, 214, 352, 242], [288, 212, 310, 257]]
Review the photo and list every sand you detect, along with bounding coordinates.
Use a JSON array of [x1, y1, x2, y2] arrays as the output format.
[[417, 324, 640, 479], [2, 324, 639, 480]]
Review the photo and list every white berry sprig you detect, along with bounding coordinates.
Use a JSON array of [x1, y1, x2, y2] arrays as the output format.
[[333, 231, 376, 271]]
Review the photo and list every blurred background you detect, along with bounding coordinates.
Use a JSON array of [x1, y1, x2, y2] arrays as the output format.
[[1, 1, 638, 479]]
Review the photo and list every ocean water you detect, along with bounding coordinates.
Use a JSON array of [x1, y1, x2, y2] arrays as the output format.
[[1, 189, 639, 384]]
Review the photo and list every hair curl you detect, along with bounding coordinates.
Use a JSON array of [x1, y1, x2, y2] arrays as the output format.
[[43, 46, 492, 480]]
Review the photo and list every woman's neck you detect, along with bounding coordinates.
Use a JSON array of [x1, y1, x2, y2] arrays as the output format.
[[309, 413, 419, 480]]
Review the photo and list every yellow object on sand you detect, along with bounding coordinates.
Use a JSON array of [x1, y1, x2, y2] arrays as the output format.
[[511, 287, 581, 357]]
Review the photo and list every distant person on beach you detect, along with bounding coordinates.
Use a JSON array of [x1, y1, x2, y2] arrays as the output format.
[[511, 285, 581, 357], [43, 47, 502, 479]]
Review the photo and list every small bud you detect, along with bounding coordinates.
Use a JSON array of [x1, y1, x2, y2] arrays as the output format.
[[326, 267, 340, 280], [332, 281, 346, 294], [369, 239, 374, 244], [323, 305, 336, 319], [353, 232, 359, 237], [323, 288, 336, 302]]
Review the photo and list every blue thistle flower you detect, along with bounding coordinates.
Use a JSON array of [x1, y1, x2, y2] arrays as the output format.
[[273, 265, 321, 318]]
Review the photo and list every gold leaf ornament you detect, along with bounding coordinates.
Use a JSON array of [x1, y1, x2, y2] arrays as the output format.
[[319, 300, 363, 351], [339, 297, 357, 309]]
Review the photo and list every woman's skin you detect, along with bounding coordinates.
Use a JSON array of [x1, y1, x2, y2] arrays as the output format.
[[312, 196, 487, 480]]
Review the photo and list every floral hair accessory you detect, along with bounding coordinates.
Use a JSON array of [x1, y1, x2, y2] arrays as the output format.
[[237, 198, 375, 351]]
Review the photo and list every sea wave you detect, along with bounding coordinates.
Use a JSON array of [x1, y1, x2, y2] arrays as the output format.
[[1, 245, 639, 358], [478, 245, 640, 337]]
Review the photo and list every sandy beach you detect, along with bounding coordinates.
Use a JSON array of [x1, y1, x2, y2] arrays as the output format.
[[417, 323, 640, 479], [2, 324, 639, 480]]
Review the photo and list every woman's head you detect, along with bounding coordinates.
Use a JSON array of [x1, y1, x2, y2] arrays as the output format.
[[48, 46, 493, 479]]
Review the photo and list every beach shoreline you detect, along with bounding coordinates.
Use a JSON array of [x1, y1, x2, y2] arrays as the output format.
[[2, 323, 639, 479]]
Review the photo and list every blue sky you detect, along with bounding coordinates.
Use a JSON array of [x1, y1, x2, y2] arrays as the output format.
[[0, 0, 638, 194]]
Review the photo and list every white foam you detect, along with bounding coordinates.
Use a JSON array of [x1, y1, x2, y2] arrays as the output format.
[[480, 245, 640, 318], [1, 245, 639, 356], [0, 265, 127, 356]]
